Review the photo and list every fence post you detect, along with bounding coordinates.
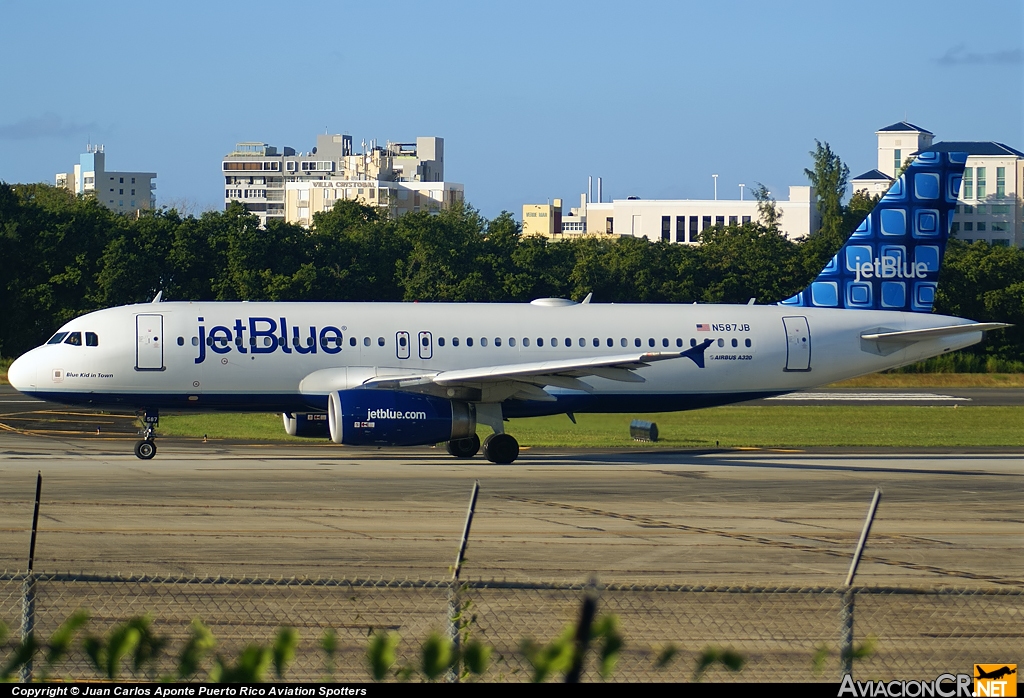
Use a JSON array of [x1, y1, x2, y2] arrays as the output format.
[[840, 488, 881, 681], [20, 471, 42, 684], [446, 480, 480, 683], [565, 578, 598, 683]]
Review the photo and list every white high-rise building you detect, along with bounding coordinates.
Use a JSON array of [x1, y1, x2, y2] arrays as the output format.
[[54, 145, 156, 214]]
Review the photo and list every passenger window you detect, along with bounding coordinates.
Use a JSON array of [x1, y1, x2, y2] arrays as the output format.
[[47, 332, 69, 345], [379, 337, 386, 347], [620, 338, 627, 348], [565, 338, 572, 347], [509, 337, 516, 347], [690, 338, 697, 347], [578, 338, 585, 347], [282, 337, 289, 347], [177, 337, 184, 346], [481, 338, 488, 347], [676, 338, 682, 347], [634, 338, 641, 348], [551, 338, 558, 347], [718, 338, 725, 347], [422, 336, 430, 347], [264, 337, 272, 347], [377, 337, 385, 346], [249, 337, 256, 346], [593, 338, 599, 347], [64, 332, 82, 346], [349, 337, 357, 346], [745, 338, 752, 348], [453, 337, 460, 346], [606, 338, 612, 347], [648, 338, 655, 348], [494, 337, 501, 347], [235, 336, 242, 346], [523, 338, 530, 347], [438, 337, 446, 347], [536, 338, 543, 347], [731, 338, 738, 348], [662, 338, 669, 347], [467, 337, 474, 347], [192, 337, 199, 346], [307, 337, 314, 347]]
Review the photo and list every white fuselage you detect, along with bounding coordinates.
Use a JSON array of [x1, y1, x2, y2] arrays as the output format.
[[8, 300, 982, 417]]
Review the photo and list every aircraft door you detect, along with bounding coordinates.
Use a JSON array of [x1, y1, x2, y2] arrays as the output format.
[[418, 331, 433, 360], [782, 316, 811, 371], [396, 331, 411, 359], [136, 314, 165, 371]]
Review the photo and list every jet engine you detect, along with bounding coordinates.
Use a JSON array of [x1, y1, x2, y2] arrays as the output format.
[[327, 390, 475, 447], [282, 412, 330, 438]]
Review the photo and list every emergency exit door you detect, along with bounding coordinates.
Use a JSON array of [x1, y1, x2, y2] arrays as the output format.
[[136, 314, 165, 371], [782, 316, 811, 371]]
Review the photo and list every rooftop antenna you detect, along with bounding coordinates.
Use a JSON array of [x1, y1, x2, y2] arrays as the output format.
[[712, 174, 719, 200]]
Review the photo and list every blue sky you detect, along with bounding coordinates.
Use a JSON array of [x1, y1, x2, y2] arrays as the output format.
[[1, 0, 1021, 218]]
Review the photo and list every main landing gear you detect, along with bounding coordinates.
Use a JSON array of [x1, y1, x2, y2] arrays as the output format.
[[445, 434, 480, 458], [134, 409, 159, 460], [482, 433, 519, 464], [444, 432, 520, 464]]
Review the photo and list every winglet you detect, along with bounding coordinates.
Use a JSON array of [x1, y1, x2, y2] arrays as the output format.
[[581, 292, 593, 304], [680, 338, 715, 368], [152, 291, 163, 303]]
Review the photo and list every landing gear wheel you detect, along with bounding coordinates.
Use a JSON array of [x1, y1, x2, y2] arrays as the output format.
[[446, 434, 481, 458], [134, 440, 157, 460], [482, 433, 519, 464]]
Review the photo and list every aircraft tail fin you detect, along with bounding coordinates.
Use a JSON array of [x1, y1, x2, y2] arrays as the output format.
[[781, 150, 968, 312]]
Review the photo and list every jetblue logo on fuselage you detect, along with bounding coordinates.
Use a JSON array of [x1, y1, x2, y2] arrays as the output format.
[[853, 256, 929, 284], [194, 317, 343, 364]]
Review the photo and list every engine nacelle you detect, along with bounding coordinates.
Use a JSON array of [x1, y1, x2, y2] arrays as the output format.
[[282, 412, 330, 438], [327, 390, 475, 447]]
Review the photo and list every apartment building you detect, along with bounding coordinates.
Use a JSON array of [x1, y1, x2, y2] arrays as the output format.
[[222, 134, 462, 227], [54, 144, 156, 214]]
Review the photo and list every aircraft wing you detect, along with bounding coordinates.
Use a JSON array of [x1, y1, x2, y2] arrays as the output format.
[[860, 323, 1011, 343], [362, 339, 714, 397]]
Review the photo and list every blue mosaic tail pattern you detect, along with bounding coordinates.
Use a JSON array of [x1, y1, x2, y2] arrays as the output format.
[[781, 150, 967, 312]]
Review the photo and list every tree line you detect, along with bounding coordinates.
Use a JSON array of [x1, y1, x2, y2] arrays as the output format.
[[1, 156, 1022, 364]]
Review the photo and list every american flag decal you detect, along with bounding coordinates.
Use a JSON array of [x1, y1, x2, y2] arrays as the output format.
[[696, 323, 710, 331]]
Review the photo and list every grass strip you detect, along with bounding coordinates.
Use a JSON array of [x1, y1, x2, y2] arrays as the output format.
[[159, 405, 1024, 449]]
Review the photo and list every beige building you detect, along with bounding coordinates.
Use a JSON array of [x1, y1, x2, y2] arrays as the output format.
[[285, 179, 464, 227], [55, 144, 156, 215], [223, 134, 461, 227], [522, 199, 563, 237]]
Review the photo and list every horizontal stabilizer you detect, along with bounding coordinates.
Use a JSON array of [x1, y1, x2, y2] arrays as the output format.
[[860, 323, 1011, 343]]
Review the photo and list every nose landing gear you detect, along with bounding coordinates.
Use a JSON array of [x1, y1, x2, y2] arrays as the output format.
[[134, 409, 159, 460]]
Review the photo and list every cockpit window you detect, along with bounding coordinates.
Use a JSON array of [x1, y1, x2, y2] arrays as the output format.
[[47, 332, 69, 345], [86, 332, 99, 347], [64, 332, 82, 346]]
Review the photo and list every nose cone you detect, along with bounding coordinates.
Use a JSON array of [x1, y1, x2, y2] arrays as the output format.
[[7, 352, 37, 392]]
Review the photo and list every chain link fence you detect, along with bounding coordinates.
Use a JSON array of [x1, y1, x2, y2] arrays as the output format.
[[1, 572, 1019, 682]]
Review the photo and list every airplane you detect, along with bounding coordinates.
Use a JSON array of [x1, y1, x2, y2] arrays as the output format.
[[6, 148, 1010, 463]]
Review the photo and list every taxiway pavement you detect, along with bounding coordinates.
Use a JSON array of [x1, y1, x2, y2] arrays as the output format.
[[1, 429, 1019, 588]]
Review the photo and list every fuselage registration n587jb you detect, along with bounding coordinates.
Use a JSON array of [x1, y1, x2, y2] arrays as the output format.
[[6, 149, 1010, 462]]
